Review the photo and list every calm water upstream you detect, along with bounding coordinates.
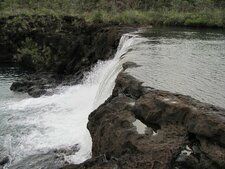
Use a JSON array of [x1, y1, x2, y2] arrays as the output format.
[[0, 27, 225, 168], [124, 27, 225, 108]]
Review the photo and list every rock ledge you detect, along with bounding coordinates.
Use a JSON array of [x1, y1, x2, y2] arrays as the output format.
[[63, 66, 225, 169]]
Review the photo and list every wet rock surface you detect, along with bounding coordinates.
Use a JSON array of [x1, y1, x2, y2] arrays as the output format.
[[1, 145, 79, 169], [10, 72, 68, 97], [62, 70, 225, 169]]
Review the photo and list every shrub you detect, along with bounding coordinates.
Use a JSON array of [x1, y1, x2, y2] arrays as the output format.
[[17, 38, 53, 70]]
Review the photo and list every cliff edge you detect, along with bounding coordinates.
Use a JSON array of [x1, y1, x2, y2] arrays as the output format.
[[63, 65, 225, 169]]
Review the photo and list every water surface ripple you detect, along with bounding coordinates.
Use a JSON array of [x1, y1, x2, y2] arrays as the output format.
[[125, 28, 225, 108]]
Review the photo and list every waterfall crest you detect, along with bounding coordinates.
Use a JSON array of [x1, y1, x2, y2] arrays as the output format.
[[93, 33, 139, 107]]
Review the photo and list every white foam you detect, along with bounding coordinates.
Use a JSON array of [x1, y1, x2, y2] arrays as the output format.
[[133, 119, 147, 134], [4, 33, 141, 165], [6, 61, 112, 164], [153, 131, 158, 136]]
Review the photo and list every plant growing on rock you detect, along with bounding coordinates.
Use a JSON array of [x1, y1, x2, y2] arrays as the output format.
[[17, 38, 53, 70]]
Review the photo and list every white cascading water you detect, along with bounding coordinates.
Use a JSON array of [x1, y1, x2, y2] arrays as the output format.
[[93, 34, 140, 107], [3, 33, 141, 166]]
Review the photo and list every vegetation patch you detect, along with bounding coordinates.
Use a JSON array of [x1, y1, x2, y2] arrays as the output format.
[[17, 38, 56, 70], [0, 0, 225, 28]]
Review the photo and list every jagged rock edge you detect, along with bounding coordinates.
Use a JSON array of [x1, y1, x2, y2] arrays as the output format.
[[62, 62, 225, 169]]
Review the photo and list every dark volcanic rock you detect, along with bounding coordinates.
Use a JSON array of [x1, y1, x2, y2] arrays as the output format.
[[10, 73, 64, 97], [9, 145, 79, 169], [0, 15, 124, 72], [0, 156, 9, 166], [122, 61, 140, 70], [0, 15, 133, 97], [62, 71, 225, 169], [28, 86, 47, 98], [10, 80, 34, 92]]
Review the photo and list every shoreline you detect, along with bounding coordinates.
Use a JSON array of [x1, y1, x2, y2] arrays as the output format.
[[1, 14, 225, 168], [0, 15, 136, 97], [62, 64, 225, 169], [1, 9, 225, 29]]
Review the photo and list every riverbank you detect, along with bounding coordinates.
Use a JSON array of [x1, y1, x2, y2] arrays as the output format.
[[1, 13, 224, 97], [1, 9, 225, 28], [0, 15, 123, 70], [0, 11, 224, 71], [62, 64, 225, 169], [1, 0, 225, 28], [0, 15, 135, 97], [1, 12, 225, 169]]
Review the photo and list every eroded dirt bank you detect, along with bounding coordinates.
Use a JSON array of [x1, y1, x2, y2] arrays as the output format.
[[63, 67, 225, 169]]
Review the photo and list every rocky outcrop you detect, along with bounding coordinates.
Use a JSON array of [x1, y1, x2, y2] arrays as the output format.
[[0, 15, 133, 96], [63, 67, 225, 169], [3, 15, 225, 168], [10, 73, 64, 97], [0, 15, 125, 72]]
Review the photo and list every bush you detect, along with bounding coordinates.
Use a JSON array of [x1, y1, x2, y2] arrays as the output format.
[[17, 38, 53, 70]]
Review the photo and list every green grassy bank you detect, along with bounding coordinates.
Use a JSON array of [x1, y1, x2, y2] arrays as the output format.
[[0, 0, 225, 28]]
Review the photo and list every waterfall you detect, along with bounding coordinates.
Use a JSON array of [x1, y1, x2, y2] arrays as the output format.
[[3, 33, 139, 167], [93, 34, 140, 107]]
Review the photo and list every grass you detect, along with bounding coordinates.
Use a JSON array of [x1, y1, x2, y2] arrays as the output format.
[[82, 9, 225, 28], [0, 6, 225, 28]]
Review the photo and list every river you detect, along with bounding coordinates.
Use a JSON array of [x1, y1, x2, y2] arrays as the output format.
[[0, 27, 225, 168], [125, 27, 225, 108]]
